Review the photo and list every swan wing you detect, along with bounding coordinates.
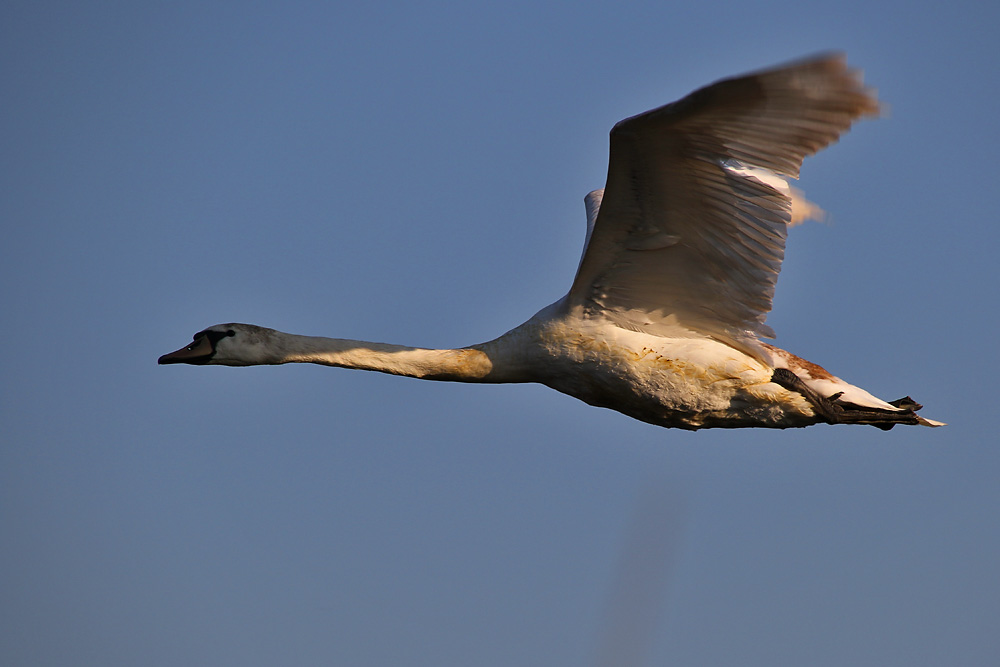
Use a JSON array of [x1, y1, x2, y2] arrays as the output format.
[[567, 54, 879, 357], [575, 188, 604, 273]]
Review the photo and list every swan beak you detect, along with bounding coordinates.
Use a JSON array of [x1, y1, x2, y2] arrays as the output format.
[[158, 336, 215, 365]]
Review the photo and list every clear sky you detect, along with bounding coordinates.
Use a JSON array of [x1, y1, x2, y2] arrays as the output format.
[[3, 1, 998, 665]]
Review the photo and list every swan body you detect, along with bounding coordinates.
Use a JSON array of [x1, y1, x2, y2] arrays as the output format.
[[160, 55, 943, 430]]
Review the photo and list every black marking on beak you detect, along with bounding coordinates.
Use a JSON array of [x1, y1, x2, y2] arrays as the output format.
[[158, 329, 234, 365]]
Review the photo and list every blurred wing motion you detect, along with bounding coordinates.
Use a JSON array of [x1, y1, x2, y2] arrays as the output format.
[[568, 54, 879, 359]]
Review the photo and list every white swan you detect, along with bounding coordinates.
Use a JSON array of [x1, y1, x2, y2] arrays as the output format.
[[160, 54, 943, 430]]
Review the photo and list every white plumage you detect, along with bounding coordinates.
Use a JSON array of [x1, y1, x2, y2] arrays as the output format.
[[160, 54, 942, 430]]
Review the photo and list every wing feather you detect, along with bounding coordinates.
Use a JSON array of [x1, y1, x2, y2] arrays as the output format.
[[568, 54, 879, 357]]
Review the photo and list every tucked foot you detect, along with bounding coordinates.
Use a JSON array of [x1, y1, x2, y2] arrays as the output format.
[[770, 368, 922, 430], [889, 396, 923, 411]]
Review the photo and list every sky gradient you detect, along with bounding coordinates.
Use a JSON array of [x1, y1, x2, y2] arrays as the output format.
[[3, 1, 998, 665]]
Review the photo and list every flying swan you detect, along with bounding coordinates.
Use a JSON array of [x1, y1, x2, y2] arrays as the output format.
[[160, 54, 942, 430]]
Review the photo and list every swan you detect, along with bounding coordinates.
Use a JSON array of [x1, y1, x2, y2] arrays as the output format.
[[159, 54, 943, 430]]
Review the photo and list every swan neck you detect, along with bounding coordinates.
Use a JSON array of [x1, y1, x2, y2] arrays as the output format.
[[279, 334, 495, 381]]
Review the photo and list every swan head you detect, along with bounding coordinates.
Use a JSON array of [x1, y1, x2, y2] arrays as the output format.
[[158, 323, 281, 366]]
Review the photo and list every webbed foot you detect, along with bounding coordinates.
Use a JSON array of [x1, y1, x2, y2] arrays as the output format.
[[770, 368, 920, 429]]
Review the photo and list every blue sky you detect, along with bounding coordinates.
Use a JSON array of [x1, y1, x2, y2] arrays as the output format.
[[2, 1, 998, 665]]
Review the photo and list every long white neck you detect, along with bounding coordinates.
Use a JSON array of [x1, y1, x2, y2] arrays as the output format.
[[255, 330, 533, 383]]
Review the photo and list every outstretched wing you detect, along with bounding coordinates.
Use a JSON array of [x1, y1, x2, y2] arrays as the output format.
[[567, 54, 879, 358]]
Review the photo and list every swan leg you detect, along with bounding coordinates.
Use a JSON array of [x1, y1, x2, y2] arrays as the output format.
[[770, 368, 919, 430], [771, 368, 840, 423]]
